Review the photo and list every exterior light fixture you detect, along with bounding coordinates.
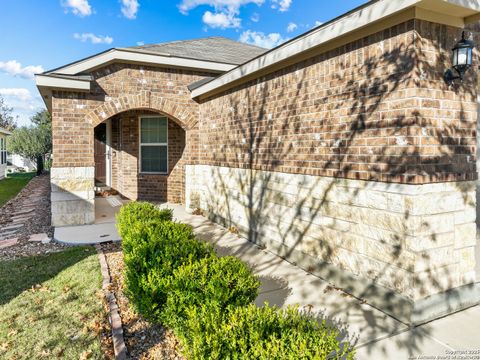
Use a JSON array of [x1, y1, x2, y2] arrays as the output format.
[[444, 31, 475, 85]]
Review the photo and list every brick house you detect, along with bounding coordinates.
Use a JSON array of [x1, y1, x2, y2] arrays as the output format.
[[36, 0, 480, 325]]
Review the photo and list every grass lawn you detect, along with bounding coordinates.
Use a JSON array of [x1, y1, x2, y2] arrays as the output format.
[[0, 172, 36, 208], [0, 247, 107, 359]]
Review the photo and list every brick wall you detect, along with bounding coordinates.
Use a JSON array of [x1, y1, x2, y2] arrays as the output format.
[[50, 17, 479, 323], [109, 110, 185, 203], [51, 64, 214, 213], [196, 19, 478, 185]]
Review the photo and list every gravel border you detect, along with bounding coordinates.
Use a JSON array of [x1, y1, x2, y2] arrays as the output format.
[[96, 244, 128, 360]]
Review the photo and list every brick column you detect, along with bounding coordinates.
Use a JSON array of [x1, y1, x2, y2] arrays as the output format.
[[51, 92, 95, 226]]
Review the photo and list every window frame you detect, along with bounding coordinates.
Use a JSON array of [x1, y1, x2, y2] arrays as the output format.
[[0, 137, 5, 165], [138, 115, 169, 175]]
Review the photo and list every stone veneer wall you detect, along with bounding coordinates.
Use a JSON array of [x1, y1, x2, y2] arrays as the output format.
[[51, 65, 213, 226], [51, 167, 95, 226], [189, 19, 479, 323], [186, 165, 476, 318]]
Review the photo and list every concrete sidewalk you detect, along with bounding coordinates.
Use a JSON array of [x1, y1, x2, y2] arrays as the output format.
[[55, 201, 480, 358]]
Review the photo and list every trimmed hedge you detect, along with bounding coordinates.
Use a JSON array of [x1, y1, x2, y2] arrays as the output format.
[[162, 255, 261, 333], [119, 203, 213, 320], [117, 201, 173, 239], [181, 304, 355, 360], [118, 201, 355, 359]]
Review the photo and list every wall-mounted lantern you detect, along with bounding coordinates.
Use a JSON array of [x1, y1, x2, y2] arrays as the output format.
[[444, 31, 475, 85]]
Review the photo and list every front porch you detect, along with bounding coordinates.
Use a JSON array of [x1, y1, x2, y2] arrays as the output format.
[[51, 107, 188, 228], [54, 196, 127, 244]]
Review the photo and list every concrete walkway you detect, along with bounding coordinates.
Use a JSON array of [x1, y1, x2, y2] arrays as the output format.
[[55, 201, 480, 358], [54, 197, 124, 245], [164, 204, 480, 360]]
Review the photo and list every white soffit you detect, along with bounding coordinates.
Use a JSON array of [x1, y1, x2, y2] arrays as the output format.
[[191, 0, 480, 99], [35, 75, 92, 91]]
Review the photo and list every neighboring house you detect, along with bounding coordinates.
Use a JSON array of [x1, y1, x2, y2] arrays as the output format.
[[36, 0, 480, 325], [8, 154, 36, 172], [0, 127, 11, 180]]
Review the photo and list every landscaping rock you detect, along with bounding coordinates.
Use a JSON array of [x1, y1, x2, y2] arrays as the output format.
[[29, 233, 50, 242], [0, 231, 17, 240], [2, 224, 24, 231], [13, 208, 35, 216], [0, 174, 60, 260], [0, 238, 19, 249]]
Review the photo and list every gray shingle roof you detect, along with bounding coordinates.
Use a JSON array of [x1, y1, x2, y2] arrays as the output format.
[[187, 77, 216, 91], [128, 37, 267, 65]]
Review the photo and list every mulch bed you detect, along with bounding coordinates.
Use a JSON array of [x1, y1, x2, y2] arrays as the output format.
[[100, 242, 185, 360], [0, 174, 67, 260]]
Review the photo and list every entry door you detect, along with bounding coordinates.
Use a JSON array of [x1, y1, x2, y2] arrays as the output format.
[[94, 123, 107, 185]]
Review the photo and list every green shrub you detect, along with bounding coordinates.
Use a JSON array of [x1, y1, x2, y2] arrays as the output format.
[[122, 219, 214, 321], [180, 304, 355, 360], [116, 201, 173, 239], [163, 256, 260, 332], [118, 202, 355, 359]]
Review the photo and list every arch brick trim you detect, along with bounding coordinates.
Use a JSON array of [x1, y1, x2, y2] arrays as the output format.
[[86, 91, 198, 129]]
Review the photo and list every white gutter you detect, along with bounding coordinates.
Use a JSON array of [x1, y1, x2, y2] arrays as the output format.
[[49, 49, 236, 76], [191, 0, 480, 99]]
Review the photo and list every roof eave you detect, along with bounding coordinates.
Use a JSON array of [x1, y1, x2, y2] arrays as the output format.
[[45, 49, 236, 77], [35, 74, 92, 113], [191, 0, 480, 100], [35, 74, 92, 91]]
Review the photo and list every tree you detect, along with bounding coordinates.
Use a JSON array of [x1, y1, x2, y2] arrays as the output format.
[[0, 96, 17, 131], [31, 109, 51, 127], [7, 110, 52, 175]]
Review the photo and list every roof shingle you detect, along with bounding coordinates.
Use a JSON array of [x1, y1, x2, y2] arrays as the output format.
[[127, 36, 267, 65]]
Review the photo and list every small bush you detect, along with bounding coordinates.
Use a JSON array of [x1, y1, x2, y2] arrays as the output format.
[[116, 202, 173, 239], [162, 256, 260, 332], [181, 304, 355, 360], [118, 201, 355, 359], [122, 219, 214, 321]]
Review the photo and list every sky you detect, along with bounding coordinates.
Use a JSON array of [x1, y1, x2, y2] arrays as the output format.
[[0, 0, 366, 126]]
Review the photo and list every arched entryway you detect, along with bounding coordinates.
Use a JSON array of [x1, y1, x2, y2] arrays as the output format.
[[93, 109, 186, 206], [50, 92, 197, 227]]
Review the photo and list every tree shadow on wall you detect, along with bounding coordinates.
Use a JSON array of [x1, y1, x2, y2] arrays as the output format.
[[196, 21, 479, 356]]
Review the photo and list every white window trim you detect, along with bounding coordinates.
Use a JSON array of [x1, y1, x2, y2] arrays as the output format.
[[138, 115, 169, 175], [0, 137, 5, 165]]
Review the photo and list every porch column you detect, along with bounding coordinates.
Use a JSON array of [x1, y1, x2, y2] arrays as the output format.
[[50, 92, 95, 227]]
